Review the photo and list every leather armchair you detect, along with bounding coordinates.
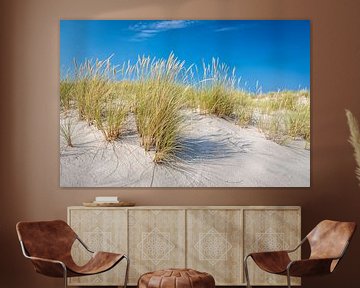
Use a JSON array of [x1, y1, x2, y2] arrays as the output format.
[[244, 220, 356, 288], [16, 220, 129, 288]]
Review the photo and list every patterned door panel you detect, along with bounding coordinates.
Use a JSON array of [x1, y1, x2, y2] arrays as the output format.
[[128, 209, 186, 284], [244, 209, 301, 286], [187, 209, 243, 285], [68, 209, 127, 286]]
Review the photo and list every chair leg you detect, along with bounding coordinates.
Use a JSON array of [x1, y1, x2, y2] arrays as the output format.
[[244, 255, 252, 288], [62, 265, 68, 288], [123, 255, 130, 288], [286, 269, 291, 288]]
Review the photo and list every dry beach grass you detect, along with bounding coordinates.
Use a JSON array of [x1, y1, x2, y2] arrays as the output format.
[[60, 54, 310, 186]]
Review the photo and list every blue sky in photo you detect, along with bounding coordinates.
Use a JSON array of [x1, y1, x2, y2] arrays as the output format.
[[60, 20, 310, 92]]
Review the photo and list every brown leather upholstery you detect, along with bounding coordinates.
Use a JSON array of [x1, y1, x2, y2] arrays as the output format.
[[138, 269, 215, 288], [248, 220, 356, 279], [16, 220, 125, 278], [307, 220, 356, 260], [250, 251, 291, 274]]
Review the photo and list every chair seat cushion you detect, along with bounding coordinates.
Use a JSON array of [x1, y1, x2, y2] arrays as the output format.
[[138, 268, 215, 288]]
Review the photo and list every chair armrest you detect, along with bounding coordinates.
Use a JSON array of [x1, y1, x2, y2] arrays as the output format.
[[287, 258, 336, 277], [26, 255, 67, 278], [19, 240, 67, 277], [76, 236, 94, 253], [286, 237, 307, 253], [26, 255, 65, 265], [248, 250, 289, 256]]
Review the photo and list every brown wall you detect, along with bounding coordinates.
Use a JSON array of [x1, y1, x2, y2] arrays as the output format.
[[1, 0, 360, 287]]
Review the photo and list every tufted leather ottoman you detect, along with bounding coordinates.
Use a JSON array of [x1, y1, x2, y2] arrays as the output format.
[[138, 268, 215, 288]]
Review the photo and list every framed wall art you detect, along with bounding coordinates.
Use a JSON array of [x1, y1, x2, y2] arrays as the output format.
[[60, 20, 310, 187]]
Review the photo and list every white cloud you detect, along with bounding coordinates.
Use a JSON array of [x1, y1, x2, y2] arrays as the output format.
[[214, 26, 238, 33], [215, 23, 260, 33], [129, 20, 195, 41]]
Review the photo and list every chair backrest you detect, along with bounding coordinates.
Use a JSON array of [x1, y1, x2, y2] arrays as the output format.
[[16, 220, 77, 261], [307, 220, 356, 261]]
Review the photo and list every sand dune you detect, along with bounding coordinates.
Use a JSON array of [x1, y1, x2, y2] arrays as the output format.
[[60, 111, 310, 187]]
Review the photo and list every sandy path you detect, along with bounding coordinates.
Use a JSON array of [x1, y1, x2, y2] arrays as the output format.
[[60, 111, 310, 187]]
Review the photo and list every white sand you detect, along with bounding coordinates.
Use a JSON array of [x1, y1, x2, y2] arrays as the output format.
[[60, 111, 310, 187]]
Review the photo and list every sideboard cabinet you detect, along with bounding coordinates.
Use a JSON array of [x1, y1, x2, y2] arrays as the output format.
[[67, 206, 301, 286]]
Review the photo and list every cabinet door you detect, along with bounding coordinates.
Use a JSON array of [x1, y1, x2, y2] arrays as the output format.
[[68, 208, 127, 286], [243, 209, 301, 286], [187, 209, 243, 285], [128, 209, 186, 284]]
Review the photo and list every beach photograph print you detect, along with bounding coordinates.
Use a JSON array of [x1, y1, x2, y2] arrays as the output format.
[[60, 20, 310, 187]]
